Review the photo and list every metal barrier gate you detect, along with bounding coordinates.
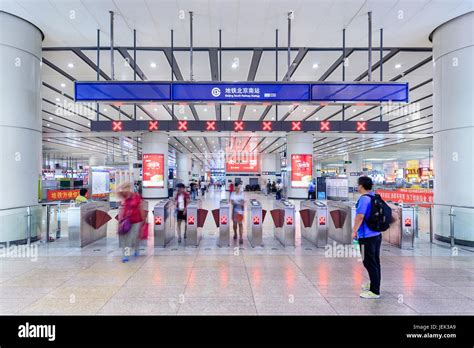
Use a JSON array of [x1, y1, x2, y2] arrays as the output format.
[[67, 201, 111, 247], [300, 200, 328, 247], [212, 199, 231, 247], [185, 199, 208, 247], [327, 201, 353, 244], [153, 199, 176, 247], [247, 199, 266, 247], [383, 203, 415, 249], [271, 199, 296, 247]]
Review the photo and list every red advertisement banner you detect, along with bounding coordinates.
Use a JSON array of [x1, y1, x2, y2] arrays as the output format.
[[225, 153, 260, 173], [376, 189, 434, 204], [47, 189, 80, 201], [143, 154, 165, 188], [291, 154, 313, 188]]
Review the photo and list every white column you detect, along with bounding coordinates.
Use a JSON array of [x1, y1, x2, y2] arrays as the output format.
[[345, 154, 363, 187], [177, 153, 192, 186], [432, 12, 474, 246], [142, 133, 168, 199], [261, 153, 277, 185], [0, 12, 43, 243], [286, 133, 313, 199], [89, 154, 106, 166]]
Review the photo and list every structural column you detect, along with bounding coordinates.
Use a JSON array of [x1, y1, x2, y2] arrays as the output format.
[[261, 153, 278, 185], [286, 133, 314, 199], [89, 154, 106, 166], [344, 154, 363, 188], [142, 133, 169, 199], [176, 153, 192, 186], [0, 12, 43, 243], [431, 12, 474, 246]]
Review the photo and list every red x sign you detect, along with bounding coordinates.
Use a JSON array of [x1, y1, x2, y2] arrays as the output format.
[[112, 121, 123, 132], [291, 121, 301, 131], [404, 217, 412, 227], [262, 121, 272, 131], [319, 216, 326, 225], [286, 216, 293, 225], [253, 216, 260, 225], [220, 215, 228, 225], [320, 121, 330, 132], [356, 121, 367, 132], [178, 120, 188, 131], [234, 121, 244, 132], [187, 215, 195, 225], [148, 120, 159, 131], [154, 216, 162, 225], [206, 121, 216, 131]]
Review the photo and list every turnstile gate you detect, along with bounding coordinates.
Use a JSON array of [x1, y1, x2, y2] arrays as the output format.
[[153, 199, 175, 247], [247, 199, 266, 247], [271, 199, 296, 247], [185, 199, 208, 247], [212, 199, 231, 247], [300, 200, 328, 247], [327, 201, 353, 244], [383, 203, 415, 249]]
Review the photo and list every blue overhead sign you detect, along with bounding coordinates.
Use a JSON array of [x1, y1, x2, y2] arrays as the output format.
[[75, 81, 408, 103], [172, 83, 310, 102], [74, 82, 171, 101], [311, 83, 408, 102]]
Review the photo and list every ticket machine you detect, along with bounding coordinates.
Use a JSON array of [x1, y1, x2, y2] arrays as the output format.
[[247, 199, 266, 247], [271, 199, 296, 247], [300, 200, 328, 247], [153, 199, 175, 247], [212, 199, 231, 247]]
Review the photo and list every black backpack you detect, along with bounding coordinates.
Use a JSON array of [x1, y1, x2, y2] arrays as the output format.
[[362, 194, 392, 232]]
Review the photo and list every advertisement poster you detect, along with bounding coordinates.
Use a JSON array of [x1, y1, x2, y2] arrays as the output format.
[[91, 169, 110, 195], [143, 154, 165, 188], [291, 154, 313, 188], [226, 153, 260, 172]]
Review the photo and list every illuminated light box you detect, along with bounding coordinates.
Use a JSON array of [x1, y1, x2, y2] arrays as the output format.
[[142, 154, 165, 188], [75, 82, 171, 101], [311, 83, 408, 102], [291, 154, 313, 188]]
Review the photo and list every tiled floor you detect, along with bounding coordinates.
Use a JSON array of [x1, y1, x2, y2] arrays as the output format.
[[1, 189, 473, 315]]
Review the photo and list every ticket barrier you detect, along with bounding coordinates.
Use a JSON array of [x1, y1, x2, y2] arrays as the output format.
[[185, 200, 208, 247], [153, 199, 176, 247], [383, 203, 415, 249], [271, 199, 296, 247], [212, 199, 231, 247], [67, 201, 111, 247], [247, 199, 266, 247], [299, 200, 328, 248], [326, 201, 353, 244]]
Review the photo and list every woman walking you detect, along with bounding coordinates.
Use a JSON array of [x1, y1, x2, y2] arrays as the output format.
[[230, 183, 245, 244], [117, 183, 145, 263]]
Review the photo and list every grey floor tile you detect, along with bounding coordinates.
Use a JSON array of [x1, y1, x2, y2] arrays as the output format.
[[177, 297, 257, 315]]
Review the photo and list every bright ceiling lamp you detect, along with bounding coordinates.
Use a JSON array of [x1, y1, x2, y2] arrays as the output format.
[[67, 63, 74, 68], [395, 63, 402, 69], [150, 62, 157, 68], [312, 63, 319, 69]]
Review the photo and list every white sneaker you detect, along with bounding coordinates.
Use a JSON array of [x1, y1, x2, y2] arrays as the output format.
[[361, 282, 370, 291], [360, 290, 380, 299]]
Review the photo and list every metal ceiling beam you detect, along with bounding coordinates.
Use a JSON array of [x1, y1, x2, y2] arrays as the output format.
[[209, 48, 221, 121], [238, 49, 263, 120], [43, 46, 433, 53], [71, 49, 109, 80], [117, 47, 147, 81]]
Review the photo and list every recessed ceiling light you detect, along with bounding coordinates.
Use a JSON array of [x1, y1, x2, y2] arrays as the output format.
[[55, 97, 60, 102], [67, 63, 74, 68], [315, 117, 319, 120], [46, 123, 50, 127], [184, 116, 187, 120], [139, 116, 143, 119], [138, 137, 141, 141], [49, 117, 53, 120], [60, 83, 66, 88], [253, 109, 257, 112], [353, 109, 357, 113], [359, 117, 364, 120], [150, 62, 157, 68], [103, 108, 107, 111], [312, 63, 319, 69], [302, 109, 306, 112], [227, 116, 231, 120], [153, 108, 157, 111], [395, 64, 402, 69]]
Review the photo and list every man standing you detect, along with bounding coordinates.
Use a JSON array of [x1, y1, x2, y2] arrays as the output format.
[[352, 176, 382, 299]]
